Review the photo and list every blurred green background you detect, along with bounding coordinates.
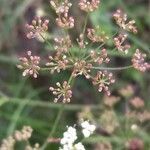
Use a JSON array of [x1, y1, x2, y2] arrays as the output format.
[[0, 0, 150, 149]]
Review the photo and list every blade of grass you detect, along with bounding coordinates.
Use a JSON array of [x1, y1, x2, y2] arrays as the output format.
[[6, 78, 39, 136], [0, 97, 103, 111], [41, 104, 65, 150]]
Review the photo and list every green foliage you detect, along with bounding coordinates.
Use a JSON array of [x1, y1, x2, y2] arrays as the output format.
[[0, 0, 150, 149]]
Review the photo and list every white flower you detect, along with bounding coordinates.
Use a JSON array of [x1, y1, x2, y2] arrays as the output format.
[[131, 124, 138, 132], [60, 126, 77, 150], [74, 142, 86, 150], [59, 122, 94, 150], [81, 121, 96, 138], [59, 144, 73, 150], [60, 126, 77, 145]]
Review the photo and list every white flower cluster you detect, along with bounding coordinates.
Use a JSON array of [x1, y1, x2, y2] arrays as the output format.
[[59, 126, 77, 150], [81, 121, 96, 138], [59, 121, 96, 150]]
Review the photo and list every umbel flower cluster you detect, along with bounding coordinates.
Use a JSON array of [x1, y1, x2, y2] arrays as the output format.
[[0, 126, 40, 150], [59, 120, 96, 150], [17, 0, 150, 103]]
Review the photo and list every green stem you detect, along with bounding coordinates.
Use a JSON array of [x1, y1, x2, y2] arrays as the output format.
[[0, 97, 103, 111], [41, 104, 65, 150], [6, 99, 29, 136], [40, 66, 72, 72], [40, 65, 133, 73], [40, 33, 53, 50], [92, 65, 133, 71], [83, 13, 89, 36], [79, 13, 89, 59], [96, 42, 105, 50], [68, 74, 73, 85]]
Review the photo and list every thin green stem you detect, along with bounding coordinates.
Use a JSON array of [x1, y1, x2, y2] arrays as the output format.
[[68, 74, 73, 85], [79, 13, 89, 59], [124, 98, 130, 138], [92, 65, 133, 71], [40, 68, 51, 71], [83, 13, 89, 36], [41, 104, 65, 150], [6, 79, 27, 136], [40, 33, 53, 50], [40, 66, 72, 72], [6, 99, 29, 136], [40, 65, 133, 73], [95, 42, 105, 50], [0, 97, 103, 111]]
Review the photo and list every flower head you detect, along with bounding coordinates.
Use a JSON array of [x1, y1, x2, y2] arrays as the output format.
[[54, 36, 72, 56], [0, 136, 15, 150], [90, 48, 110, 65], [100, 110, 119, 134], [60, 126, 77, 146], [125, 138, 144, 150], [119, 85, 134, 98], [74, 143, 85, 150], [114, 34, 130, 54], [81, 120, 96, 138], [113, 9, 137, 33], [72, 60, 92, 79], [26, 17, 49, 39], [46, 55, 69, 74], [0, 126, 35, 150], [87, 27, 109, 43], [79, 0, 100, 12], [138, 111, 150, 122], [50, 0, 72, 15], [92, 71, 115, 96], [59, 126, 77, 150], [56, 14, 74, 29], [49, 81, 72, 103], [17, 51, 40, 78], [103, 95, 120, 107], [132, 49, 150, 72], [59, 121, 95, 150], [129, 97, 145, 109], [14, 126, 33, 141], [50, 0, 74, 29]]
